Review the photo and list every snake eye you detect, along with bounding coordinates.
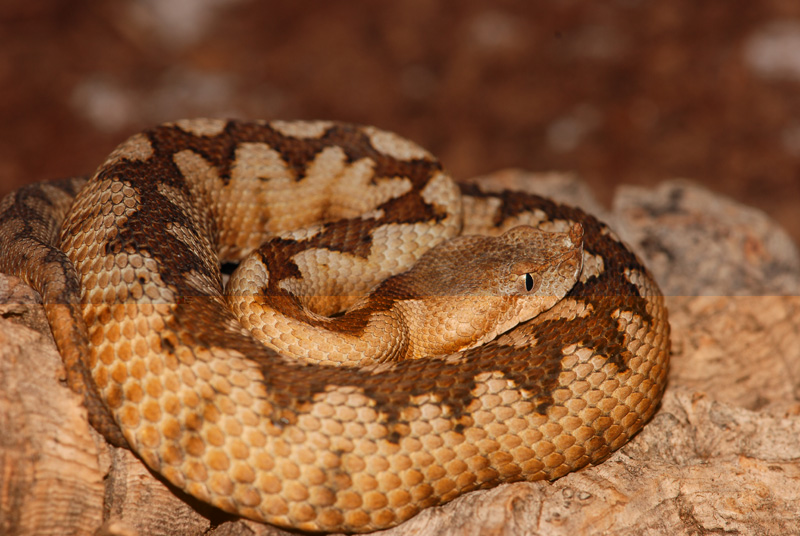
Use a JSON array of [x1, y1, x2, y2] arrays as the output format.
[[524, 273, 535, 292]]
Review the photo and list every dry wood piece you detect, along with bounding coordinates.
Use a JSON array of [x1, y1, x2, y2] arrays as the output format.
[[1, 173, 798, 535], [0, 277, 105, 535]]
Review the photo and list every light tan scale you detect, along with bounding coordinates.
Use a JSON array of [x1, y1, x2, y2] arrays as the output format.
[[0, 118, 670, 533]]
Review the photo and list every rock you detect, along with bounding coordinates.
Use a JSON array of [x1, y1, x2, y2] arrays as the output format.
[[1, 173, 798, 535]]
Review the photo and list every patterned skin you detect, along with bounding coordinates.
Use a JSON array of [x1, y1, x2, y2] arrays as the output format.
[[0, 119, 669, 533]]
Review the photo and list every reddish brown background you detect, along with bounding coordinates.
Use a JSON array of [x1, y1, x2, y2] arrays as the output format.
[[2, 1, 799, 245]]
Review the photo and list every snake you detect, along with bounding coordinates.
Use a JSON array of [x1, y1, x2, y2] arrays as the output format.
[[0, 119, 670, 533]]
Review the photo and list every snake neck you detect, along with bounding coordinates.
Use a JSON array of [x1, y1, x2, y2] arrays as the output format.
[[225, 260, 525, 366], [226, 279, 524, 366], [226, 255, 411, 366]]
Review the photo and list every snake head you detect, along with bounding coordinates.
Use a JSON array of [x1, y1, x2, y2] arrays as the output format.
[[390, 222, 585, 358]]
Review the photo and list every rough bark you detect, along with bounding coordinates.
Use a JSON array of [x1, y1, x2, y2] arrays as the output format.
[[1, 173, 798, 535]]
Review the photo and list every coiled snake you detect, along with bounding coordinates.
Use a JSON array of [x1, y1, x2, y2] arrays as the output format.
[[0, 119, 670, 533]]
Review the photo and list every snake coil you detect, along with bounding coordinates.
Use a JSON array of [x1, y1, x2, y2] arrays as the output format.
[[0, 119, 669, 533]]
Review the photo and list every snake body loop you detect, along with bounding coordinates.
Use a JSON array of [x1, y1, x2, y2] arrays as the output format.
[[0, 119, 670, 533]]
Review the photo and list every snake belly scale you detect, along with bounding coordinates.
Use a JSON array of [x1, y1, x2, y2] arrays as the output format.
[[0, 119, 670, 533]]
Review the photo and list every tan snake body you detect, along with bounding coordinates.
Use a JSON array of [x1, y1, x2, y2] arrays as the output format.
[[0, 119, 670, 533]]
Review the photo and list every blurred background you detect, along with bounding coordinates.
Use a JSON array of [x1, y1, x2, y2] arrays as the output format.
[[1, 0, 799, 244]]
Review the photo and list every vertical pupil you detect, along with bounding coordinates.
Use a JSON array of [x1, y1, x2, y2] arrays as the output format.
[[525, 273, 533, 291]]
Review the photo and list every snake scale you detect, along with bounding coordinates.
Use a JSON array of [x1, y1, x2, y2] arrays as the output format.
[[0, 119, 670, 533]]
